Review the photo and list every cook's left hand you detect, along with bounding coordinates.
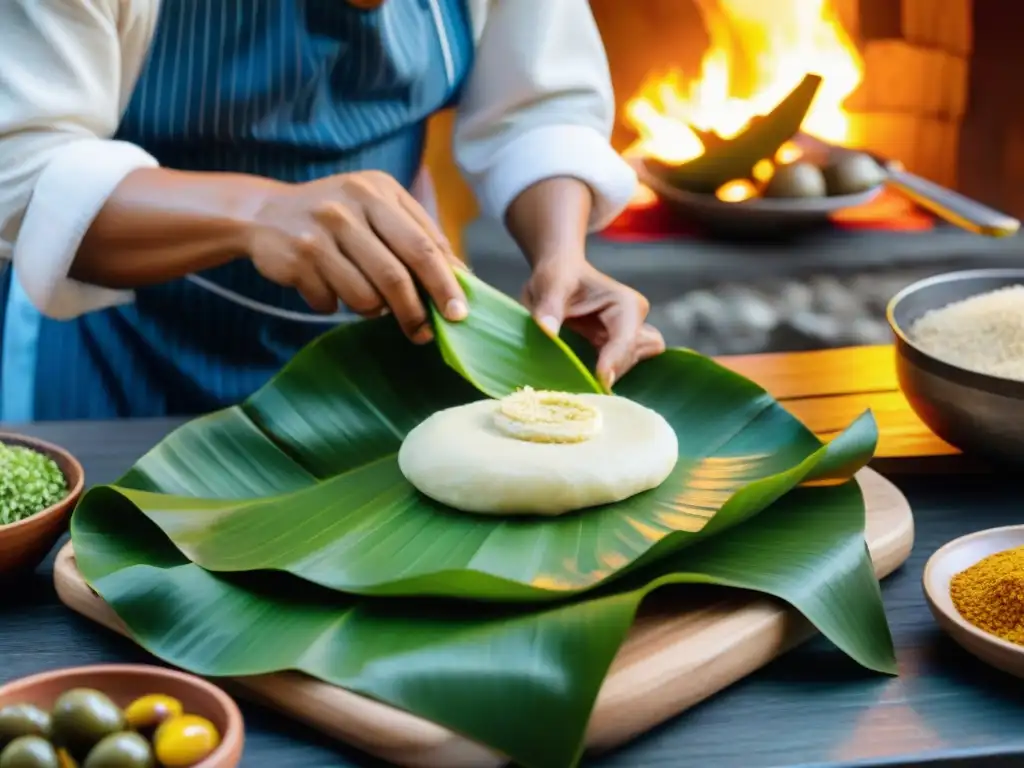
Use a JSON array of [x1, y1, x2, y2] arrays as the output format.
[[522, 260, 665, 390]]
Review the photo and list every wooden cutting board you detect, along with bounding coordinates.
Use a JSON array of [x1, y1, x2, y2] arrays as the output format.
[[53, 468, 914, 768]]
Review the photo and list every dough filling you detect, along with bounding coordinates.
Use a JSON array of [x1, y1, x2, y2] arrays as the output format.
[[398, 389, 678, 517], [493, 387, 602, 444]]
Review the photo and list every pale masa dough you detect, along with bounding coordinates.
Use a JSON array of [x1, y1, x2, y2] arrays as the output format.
[[398, 392, 678, 516]]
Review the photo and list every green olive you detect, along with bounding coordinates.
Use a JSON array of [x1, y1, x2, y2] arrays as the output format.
[[763, 161, 827, 199], [0, 705, 51, 749], [0, 735, 60, 768], [81, 733, 152, 768], [49, 691, 124, 761], [823, 152, 886, 196]]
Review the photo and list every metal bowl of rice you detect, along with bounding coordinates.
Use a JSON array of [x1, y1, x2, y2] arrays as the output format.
[[887, 268, 1024, 463]]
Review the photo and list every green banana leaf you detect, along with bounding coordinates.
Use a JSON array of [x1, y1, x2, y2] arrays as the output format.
[[69, 271, 894, 767], [74, 476, 894, 768], [73, 272, 878, 601], [432, 269, 605, 397]]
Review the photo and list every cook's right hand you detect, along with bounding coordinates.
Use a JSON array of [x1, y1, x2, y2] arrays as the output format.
[[246, 170, 468, 344]]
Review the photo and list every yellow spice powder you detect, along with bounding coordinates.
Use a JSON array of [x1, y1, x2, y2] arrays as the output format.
[[950, 545, 1024, 644]]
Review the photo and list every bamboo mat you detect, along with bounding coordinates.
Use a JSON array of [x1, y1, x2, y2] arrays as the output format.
[[717, 345, 959, 463]]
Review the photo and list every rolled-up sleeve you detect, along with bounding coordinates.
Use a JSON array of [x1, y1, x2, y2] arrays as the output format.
[[0, 0, 157, 319], [452, 0, 637, 233]]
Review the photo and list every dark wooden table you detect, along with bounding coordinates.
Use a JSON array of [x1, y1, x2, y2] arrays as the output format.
[[4, 349, 1024, 768]]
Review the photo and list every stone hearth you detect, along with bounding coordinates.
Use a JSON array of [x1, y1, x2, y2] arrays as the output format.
[[464, 219, 1024, 356]]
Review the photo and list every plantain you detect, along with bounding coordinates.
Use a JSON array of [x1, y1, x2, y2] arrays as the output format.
[[647, 73, 823, 194]]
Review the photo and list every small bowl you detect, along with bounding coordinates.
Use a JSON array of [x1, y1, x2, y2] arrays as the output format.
[[923, 526, 1024, 677], [887, 269, 1024, 465], [0, 432, 85, 578], [0, 664, 244, 767]]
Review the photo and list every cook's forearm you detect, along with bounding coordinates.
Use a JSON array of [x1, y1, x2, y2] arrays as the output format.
[[71, 168, 274, 288], [504, 177, 593, 268]]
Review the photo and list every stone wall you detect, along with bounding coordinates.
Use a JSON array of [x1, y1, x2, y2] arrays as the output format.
[[590, 0, 974, 190], [843, 0, 972, 190], [958, 0, 1024, 222]]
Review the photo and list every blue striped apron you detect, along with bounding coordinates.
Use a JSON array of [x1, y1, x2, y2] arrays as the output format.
[[0, 0, 472, 422]]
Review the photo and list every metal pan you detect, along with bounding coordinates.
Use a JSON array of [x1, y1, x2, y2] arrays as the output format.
[[633, 156, 883, 238], [795, 135, 1020, 238]]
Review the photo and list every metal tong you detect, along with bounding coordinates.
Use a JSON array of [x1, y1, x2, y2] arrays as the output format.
[[796, 134, 1020, 238]]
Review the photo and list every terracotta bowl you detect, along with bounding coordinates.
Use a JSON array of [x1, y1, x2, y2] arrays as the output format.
[[0, 432, 85, 579], [0, 664, 244, 767], [923, 525, 1024, 677]]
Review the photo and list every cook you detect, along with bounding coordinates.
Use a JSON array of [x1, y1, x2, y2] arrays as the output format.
[[0, 0, 665, 422]]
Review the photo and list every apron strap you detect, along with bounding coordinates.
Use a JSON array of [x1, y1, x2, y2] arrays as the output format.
[[184, 275, 353, 324]]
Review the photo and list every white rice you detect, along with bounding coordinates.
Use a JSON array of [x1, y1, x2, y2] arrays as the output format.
[[909, 284, 1024, 380]]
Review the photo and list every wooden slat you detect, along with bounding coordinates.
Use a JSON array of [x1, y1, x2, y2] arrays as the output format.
[[717, 345, 956, 460], [782, 390, 907, 434], [717, 345, 897, 399], [784, 392, 957, 458]]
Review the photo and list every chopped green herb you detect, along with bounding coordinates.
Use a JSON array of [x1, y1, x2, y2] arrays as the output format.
[[0, 443, 68, 525]]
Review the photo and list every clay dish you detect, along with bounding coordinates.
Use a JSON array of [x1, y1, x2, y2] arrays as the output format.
[[0, 664, 244, 767], [923, 525, 1024, 677], [0, 432, 85, 579]]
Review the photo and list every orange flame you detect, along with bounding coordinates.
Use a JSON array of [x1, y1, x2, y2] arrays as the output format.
[[624, 0, 863, 168]]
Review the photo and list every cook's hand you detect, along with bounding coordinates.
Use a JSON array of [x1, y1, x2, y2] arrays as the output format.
[[246, 170, 467, 344], [522, 260, 665, 389]]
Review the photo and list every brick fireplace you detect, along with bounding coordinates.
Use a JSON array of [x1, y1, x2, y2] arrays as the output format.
[[589, 0, 1024, 215], [462, 0, 1024, 358], [842, 0, 969, 191]]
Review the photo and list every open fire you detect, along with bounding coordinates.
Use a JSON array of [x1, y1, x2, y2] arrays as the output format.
[[622, 0, 864, 203]]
